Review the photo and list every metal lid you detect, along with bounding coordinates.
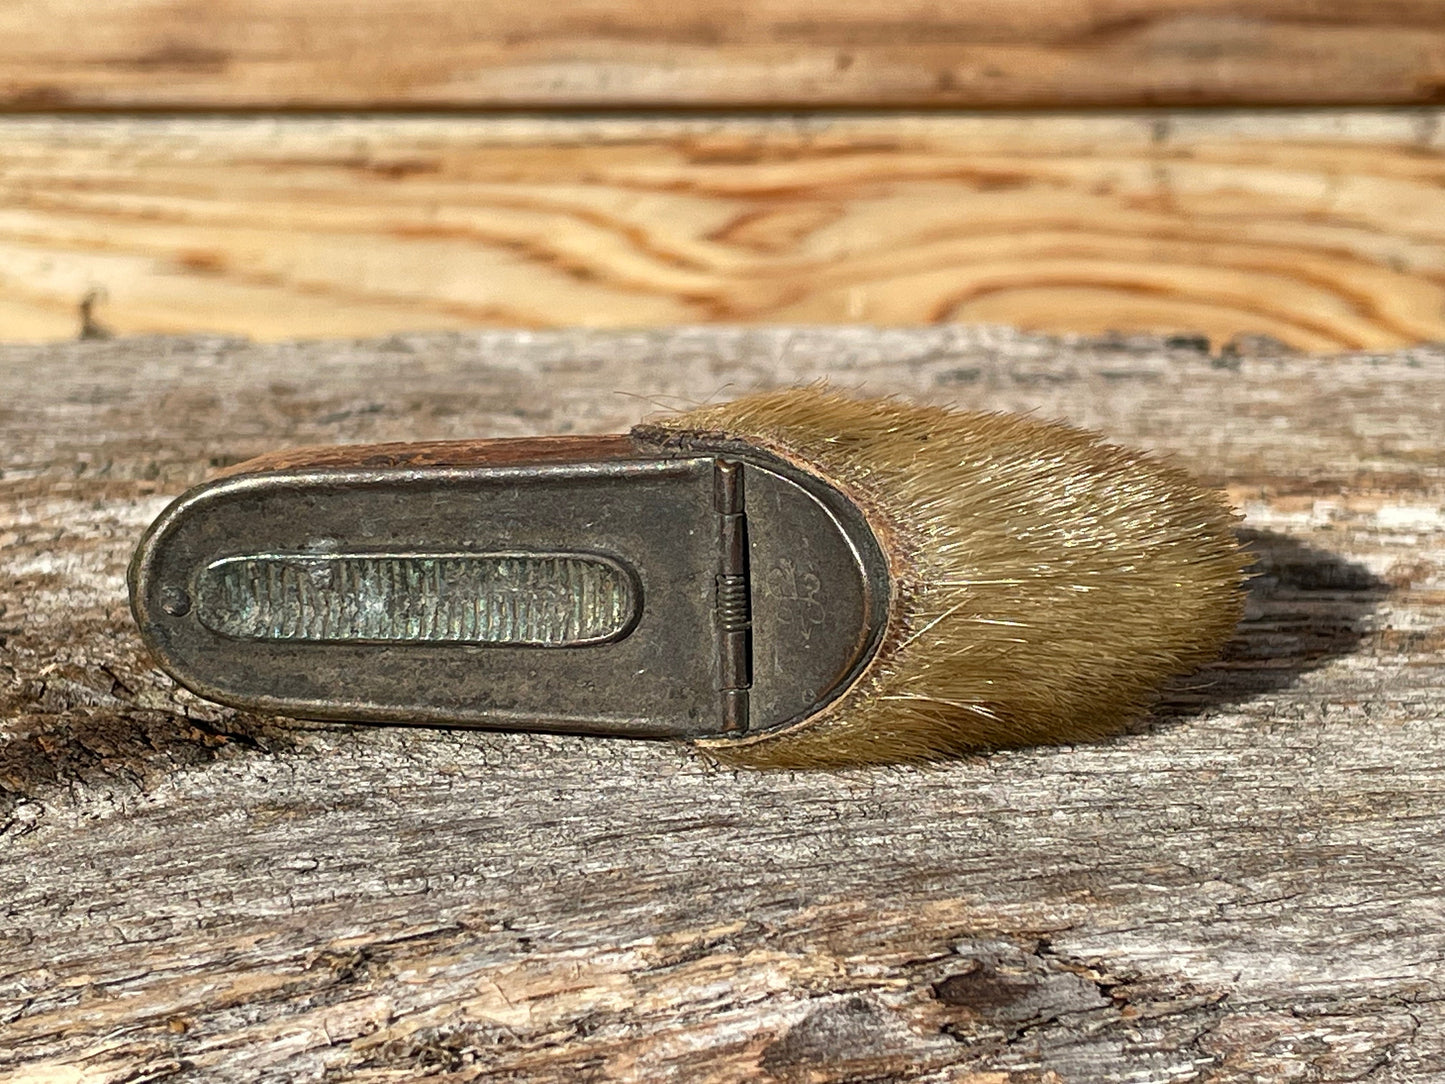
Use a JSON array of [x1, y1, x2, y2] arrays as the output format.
[[129, 435, 889, 740]]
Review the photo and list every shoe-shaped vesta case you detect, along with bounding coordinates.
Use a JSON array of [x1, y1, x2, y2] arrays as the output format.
[[129, 390, 1247, 769]]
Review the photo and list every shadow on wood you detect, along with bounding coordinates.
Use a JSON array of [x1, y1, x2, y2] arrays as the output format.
[[1155, 528, 1388, 724]]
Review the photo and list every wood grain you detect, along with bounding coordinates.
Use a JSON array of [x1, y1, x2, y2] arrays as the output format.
[[3, 0, 1445, 110], [4, 111, 1445, 351], [1, 327, 1443, 1081]]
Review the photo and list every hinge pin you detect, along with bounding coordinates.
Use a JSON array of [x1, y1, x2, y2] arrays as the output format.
[[714, 460, 752, 733]]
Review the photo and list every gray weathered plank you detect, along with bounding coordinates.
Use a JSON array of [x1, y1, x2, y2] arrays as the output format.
[[1, 328, 1443, 1082]]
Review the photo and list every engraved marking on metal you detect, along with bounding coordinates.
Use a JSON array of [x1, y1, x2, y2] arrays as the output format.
[[192, 553, 638, 646], [765, 558, 825, 645]]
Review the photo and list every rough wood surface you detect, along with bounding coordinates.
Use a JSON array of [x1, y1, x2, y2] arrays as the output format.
[[5, 111, 1445, 351], [4, 0, 1445, 110], [1, 327, 1443, 1082]]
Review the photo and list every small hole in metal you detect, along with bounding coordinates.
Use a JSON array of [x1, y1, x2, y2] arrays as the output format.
[[160, 586, 192, 617]]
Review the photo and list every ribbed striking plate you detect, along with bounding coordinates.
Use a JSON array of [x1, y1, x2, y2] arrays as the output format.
[[194, 553, 638, 646]]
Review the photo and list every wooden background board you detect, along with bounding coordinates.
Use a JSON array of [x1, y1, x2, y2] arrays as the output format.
[[3, 0, 1445, 110], [4, 110, 1445, 351], [1, 328, 1442, 1082], [5, 2, 1445, 350]]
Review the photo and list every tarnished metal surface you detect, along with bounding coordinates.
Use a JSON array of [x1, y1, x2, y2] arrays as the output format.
[[129, 438, 889, 741]]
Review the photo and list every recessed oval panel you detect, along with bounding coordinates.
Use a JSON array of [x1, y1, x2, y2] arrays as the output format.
[[194, 552, 639, 647]]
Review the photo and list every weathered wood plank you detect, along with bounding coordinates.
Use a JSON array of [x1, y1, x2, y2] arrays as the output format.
[[3, 0, 1445, 110], [1, 327, 1442, 1081], [4, 111, 1445, 351]]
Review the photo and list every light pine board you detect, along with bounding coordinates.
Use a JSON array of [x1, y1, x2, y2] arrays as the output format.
[[3, 111, 1445, 351], [3, 0, 1445, 109], [0, 327, 1443, 1081]]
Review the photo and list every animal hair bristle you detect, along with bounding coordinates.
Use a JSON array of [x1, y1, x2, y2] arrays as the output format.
[[656, 387, 1250, 769]]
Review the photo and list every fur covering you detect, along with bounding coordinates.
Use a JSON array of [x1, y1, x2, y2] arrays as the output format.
[[653, 389, 1249, 769]]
